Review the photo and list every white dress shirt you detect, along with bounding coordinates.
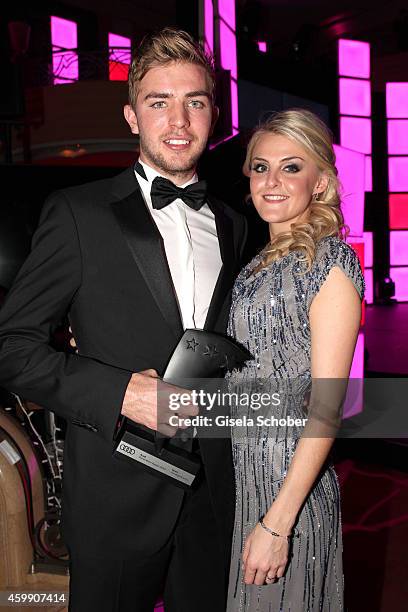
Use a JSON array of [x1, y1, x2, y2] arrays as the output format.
[[134, 160, 222, 330]]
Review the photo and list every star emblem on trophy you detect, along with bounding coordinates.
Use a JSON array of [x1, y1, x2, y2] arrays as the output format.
[[203, 344, 218, 358], [186, 338, 199, 351]]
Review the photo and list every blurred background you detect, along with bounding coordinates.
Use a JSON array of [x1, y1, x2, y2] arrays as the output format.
[[0, 1, 407, 611]]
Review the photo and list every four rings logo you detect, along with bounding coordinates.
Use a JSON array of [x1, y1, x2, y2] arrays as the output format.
[[119, 443, 135, 455]]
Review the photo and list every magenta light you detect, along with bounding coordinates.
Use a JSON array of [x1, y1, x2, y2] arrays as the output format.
[[218, 0, 236, 29], [388, 157, 408, 192], [363, 231, 373, 267], [334, 144, 365, 236], [389, 194, 408, 229], [338, 39, 370, 79], [390, 230, 408, 265], [364, 268, 373, 304], [350, 332, 364, 378], [51, 15, 77, 48], [217, 0, 238, 135], [365, 155, 372, 192], [343, 332, 364, 418], [386, 82, 408, 119], [231, 79, 239, 134], [340, 116, 372, 154], [339, 78, 371, 117], [257, 41, 267, 53], [388, 119, 408, 154], [204, 0, 214, 54], [51, 16, 78, 84], [390, 266, 408, 301], [108, 33, 131, 64], [219, 20, 237, 79]]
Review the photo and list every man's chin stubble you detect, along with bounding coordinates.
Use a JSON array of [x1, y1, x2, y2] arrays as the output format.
[[141, 142, 205, 178]]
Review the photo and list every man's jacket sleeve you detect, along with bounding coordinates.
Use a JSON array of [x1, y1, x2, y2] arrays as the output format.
[[0, 191, 131, 443]]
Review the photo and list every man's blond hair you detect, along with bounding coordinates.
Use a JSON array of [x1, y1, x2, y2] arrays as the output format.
[[128, 28, 215, 109]]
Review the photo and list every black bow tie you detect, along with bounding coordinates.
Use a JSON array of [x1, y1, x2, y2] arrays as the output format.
[[150, 177, 207, 211], [134, 161, 207, 211]]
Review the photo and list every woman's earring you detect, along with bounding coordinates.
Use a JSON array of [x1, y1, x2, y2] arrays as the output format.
[[313, 192, 319, 201]]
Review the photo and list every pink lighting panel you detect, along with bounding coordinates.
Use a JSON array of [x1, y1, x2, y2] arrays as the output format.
[[343, 332, 364, 418], [364, 268, 373, 304], [386, 83, 408, 119], [204, 0, 214, 54], [363, 231, 373, 267], [218, 0, 236, 29], [339, 78, 371, 117], [108, 33, 131, 81], [258, 41, 267, 52], [388, 157, 408, 192], [338, 39, 370, 79], [340, 116, 372, 154], [365, 155, 372, 192], [108, 33, 131, 62], [389, 194, 408, 229], [230, 79, 239, 134], [390, 230, 408, 265], [219, 20, 237, 79], [390, 266, 408, 301], [334, 144, 365, 236], [218, 0, 238, 135], [51, 16, 78, 84], [365, 155, 373, 191], [388, 120, 408, 154]]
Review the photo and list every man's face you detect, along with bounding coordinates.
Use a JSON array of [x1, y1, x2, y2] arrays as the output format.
[[124, 61, 217, 183]]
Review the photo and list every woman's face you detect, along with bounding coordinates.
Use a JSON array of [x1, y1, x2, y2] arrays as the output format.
[[249, 132, 328, 236]]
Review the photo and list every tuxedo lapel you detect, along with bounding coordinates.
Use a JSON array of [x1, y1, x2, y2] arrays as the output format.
[[205, 196, 237, 330], [110, 181, 183, 341]]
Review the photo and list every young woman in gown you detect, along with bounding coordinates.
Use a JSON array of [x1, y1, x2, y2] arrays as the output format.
[[226, 109, 364, 611]]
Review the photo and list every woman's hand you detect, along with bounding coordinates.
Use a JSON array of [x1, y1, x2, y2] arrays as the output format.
[[242, 523, 289, 586]]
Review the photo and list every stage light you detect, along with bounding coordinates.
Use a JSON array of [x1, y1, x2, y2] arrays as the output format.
[[387, 119, 408, 154], [388, 157, 408, 192], [389, 194, 408, 229], [338, 39, 370, 79], [339, 78, 371, 117], [51, 16, 78, 85], [257, 41, 267, 53], [389, 267, 408, 301], [386, 83, 408, 118], [340, 117, 372, 154], [376, 276, 396, 303]]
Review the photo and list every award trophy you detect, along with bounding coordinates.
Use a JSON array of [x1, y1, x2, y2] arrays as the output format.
[[113, 330, 252, 489]]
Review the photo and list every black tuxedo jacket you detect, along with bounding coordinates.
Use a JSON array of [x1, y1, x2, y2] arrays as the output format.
[[0, 167, 247, 561]]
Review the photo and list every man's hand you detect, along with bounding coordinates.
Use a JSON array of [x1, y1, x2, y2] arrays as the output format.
[[68, 326, 77, 351], [121, 369, 198, 437]]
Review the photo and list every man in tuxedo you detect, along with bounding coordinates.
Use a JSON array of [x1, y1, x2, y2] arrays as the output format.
[[0, 28, 247, 612]]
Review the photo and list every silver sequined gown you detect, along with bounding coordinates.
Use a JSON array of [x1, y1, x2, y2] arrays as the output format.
[[226, 237, 364, 612]]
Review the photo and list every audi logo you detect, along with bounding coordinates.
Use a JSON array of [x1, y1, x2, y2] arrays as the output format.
[[119, 443, 135, 455]]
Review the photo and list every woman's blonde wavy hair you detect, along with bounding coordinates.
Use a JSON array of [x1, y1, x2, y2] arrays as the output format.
[[244, 108, 347, 270]]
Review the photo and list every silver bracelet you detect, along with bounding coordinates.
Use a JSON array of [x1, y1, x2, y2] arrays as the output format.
[[259, 517, 291, 542]]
